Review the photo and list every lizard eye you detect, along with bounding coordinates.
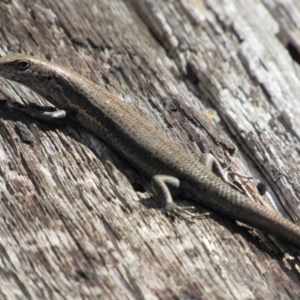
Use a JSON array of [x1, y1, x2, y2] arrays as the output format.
[[16, 60, 30, 71]]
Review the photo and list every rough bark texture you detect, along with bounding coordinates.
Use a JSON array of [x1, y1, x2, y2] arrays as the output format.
[[1, 0, 300, 299]]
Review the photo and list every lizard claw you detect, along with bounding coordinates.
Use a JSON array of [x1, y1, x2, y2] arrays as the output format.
[[164, 202, 210, 222]]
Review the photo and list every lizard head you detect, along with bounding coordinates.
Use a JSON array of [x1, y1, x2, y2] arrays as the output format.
[[0, 54, 60, 89], [0, 53, 80, 106]]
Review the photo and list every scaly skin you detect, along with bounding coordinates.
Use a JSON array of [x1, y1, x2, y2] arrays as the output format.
[[0, 53, 300, 247]]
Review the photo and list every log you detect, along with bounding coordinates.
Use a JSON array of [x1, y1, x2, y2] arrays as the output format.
[[0, 0, 300, 298]]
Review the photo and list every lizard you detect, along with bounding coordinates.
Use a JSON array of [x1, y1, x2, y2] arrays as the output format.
[[0, 53, 300, 248]]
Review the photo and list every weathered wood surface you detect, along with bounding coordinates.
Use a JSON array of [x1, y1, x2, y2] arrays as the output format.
[[1, 0, 300, 299]]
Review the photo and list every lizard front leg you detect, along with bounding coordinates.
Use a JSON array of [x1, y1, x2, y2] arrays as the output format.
[[11, 102, 68, 122]]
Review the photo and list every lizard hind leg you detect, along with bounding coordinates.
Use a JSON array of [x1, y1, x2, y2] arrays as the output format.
[[151, 175, 209, 221], [200, 153, 252, 193]]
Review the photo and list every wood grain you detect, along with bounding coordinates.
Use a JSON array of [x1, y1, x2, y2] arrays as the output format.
[[0, 0, 300, 299]]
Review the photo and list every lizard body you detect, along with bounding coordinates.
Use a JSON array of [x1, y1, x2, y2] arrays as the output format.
[[0, 54, 300, 247]]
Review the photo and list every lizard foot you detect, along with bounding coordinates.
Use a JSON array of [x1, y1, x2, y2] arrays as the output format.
[[165, 202, 210, 222]]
